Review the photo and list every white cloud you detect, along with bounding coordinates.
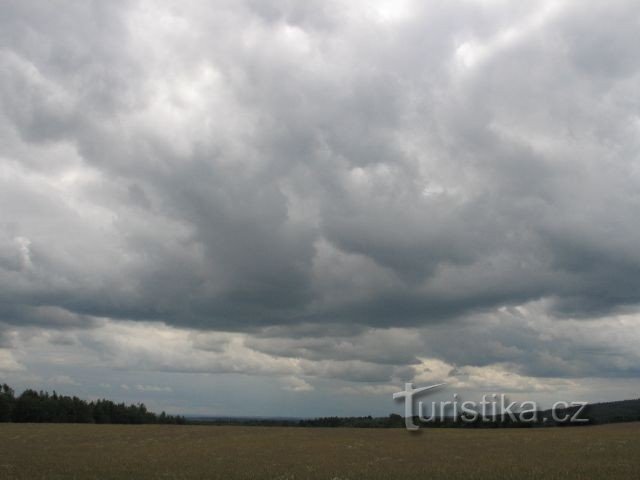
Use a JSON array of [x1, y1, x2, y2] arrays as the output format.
[[48, 375, 79, 386], [0, 349, 24, 372], [135, 384, 173, 393], [281, 376, 314, 392]]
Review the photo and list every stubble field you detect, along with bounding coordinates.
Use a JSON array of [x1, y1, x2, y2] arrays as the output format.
[[1, 422, 639, 479]]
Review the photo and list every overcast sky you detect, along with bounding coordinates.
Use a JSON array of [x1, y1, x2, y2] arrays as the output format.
[[1, 0, 640, 416]]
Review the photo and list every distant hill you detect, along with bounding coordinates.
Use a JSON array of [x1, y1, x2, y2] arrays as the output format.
[[549, 398, 640, 426], [300, 398, 640, 429]]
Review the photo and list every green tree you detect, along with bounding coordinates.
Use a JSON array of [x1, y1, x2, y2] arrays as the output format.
[[0, 383, 15, 422]]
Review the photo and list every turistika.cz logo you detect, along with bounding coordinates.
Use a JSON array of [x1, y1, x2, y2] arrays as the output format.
[[393, 383, 588, 430]]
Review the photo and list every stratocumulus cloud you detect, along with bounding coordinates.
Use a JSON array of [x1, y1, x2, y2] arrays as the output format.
[[1, 0, 640, 414]]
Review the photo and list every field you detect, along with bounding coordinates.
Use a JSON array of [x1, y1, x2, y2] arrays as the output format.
[[1, 423, 639, 479]]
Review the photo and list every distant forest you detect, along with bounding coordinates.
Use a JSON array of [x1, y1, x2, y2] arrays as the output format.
[[0, 383, 185, 424]]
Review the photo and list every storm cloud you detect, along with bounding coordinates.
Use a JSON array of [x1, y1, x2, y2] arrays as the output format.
[[1, 0, 640, 413]]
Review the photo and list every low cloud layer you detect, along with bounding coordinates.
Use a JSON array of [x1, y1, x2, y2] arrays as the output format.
[[1, 0, 640, 413]]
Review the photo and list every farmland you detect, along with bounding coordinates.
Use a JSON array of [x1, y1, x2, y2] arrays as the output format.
[[0, 422, 638, 479]]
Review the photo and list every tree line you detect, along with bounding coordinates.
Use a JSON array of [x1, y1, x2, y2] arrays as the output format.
[[0, 383, 185, 424]]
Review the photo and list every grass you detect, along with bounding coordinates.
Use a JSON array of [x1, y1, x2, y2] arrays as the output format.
[[1, 422, 639, 479]]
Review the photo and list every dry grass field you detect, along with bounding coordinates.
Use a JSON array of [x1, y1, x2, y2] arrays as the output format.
[[1, 422, 639, 479]]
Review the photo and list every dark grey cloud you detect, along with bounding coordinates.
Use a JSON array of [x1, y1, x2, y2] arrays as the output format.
[[1, 0, 638, 327], [2, 0, 640, 405]]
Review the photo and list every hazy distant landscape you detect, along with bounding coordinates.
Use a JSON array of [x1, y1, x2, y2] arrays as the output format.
[[3, 382, 640, 428], [1, 423, 638, 479]]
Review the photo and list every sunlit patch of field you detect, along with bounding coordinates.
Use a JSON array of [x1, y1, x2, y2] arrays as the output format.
[[0, 422, 639, 479]]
